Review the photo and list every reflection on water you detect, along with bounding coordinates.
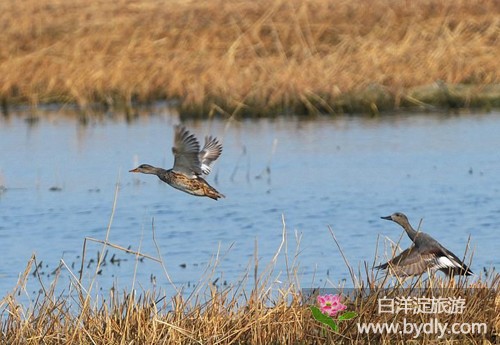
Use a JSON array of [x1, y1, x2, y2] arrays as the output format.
[[0, 108, 499, 298]]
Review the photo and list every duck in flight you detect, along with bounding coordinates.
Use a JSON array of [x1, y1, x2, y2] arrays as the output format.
[[376, 212, 472, 277], [130, 125, 225, 200]]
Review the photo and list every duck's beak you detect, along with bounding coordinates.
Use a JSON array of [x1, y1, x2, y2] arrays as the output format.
[[129, 168, 139, 173], [380, 215, 392, 221]]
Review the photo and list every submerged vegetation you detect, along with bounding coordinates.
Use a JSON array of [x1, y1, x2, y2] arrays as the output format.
[[0, 0, 499, 117]]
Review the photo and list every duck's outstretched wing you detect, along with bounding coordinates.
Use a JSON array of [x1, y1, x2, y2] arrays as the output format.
[[199, 135, 222, 175], [172, 125, 202, 177], [376, 245, 473, 277], [376, 246, 429, 277]]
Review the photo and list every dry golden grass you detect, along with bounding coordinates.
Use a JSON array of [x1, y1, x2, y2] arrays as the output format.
[[0, 250, 498, 344], [0, 0, 499, 116], [0, 211, 498, 344]]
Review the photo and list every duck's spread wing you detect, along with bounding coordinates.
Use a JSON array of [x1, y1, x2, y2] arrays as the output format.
[[376, 246, 433, 277], [172, 126, 202, 177], [199, 135, 222, 175]]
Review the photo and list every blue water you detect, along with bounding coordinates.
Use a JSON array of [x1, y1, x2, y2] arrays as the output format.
[[0, 108, 499, 300]]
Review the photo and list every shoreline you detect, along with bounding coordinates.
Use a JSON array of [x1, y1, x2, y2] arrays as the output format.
[[2, 83, 499, 120]]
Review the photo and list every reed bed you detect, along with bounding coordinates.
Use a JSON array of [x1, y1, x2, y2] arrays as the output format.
[[0, 223, 498, 344], [0, 0, 499, 117]]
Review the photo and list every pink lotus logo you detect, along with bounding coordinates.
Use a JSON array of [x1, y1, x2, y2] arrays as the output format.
[[310, 294, 357, 331]]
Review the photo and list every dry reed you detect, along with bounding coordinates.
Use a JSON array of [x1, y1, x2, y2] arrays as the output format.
[[0, 0, 499, 117], [0, 219, 498, 344]]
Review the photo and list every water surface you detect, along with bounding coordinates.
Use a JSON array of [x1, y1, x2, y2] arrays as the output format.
[[0, 109, 499, 299]]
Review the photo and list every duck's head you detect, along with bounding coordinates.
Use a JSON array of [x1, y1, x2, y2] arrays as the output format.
[[381, 212, 409, 225], [129, 164, 156, 174]]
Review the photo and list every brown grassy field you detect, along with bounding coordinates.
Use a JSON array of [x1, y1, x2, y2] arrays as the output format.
[[0, 0, 499, 117]]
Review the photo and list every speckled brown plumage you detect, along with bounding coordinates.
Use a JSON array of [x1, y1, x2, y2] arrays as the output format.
[[130, 125, 224, 200]]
